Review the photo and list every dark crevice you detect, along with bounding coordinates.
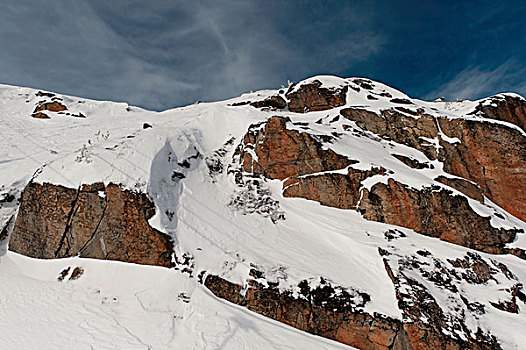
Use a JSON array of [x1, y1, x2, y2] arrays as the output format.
[[0, 215, 14, 242], [54, 186, 80, 258], [77, 196, 108, 256]]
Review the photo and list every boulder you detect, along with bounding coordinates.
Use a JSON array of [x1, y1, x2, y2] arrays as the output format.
[[250, 95, 287, 109]]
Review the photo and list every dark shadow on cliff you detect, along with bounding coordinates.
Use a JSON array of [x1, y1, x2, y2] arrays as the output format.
[[148, 139, 184, 248]]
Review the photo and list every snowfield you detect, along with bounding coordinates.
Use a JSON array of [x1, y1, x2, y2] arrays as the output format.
[[0, 252, 352, 349], [0, 76, 525, 349]]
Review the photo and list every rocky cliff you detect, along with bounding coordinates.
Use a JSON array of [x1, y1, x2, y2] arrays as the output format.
[[204, 272, 501, 350], [9, 182, 174, 267], [237, 114, 522, 255], [341, 106, 526, 222]]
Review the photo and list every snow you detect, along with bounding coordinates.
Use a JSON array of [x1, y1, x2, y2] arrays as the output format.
[[0, 76, 525, 349], [0, 252, 352, 350]]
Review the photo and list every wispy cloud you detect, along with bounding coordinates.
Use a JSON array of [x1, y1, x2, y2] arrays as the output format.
[[427, 60, 526, 101], [0, 1, 384, 110]]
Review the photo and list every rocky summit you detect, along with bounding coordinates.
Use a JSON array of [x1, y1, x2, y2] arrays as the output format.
[[0, 76, 525, 349]]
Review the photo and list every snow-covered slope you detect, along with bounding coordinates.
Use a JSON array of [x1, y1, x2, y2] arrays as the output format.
[[0, 252, 351, 349], [0, 76, 525, 349]]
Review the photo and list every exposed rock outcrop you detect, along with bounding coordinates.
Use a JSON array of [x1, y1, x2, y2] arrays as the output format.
[[471, 94, 526, 131], [205, 273, 499, 350], [359, 179, 517, 254], [286, 80, 348, 113], [435, 176, 484, 203], [437, 118, 526, 221], [340, 108, 440, 160], [381, 248, 525, 348], [205, 274, 404, 350], [283, 167, 385, 209], [341, 107, 526, 221], [9, 182, 174, 267], [32, 101, 68, 118], [392, 154, 434, 170], [240, 116, 355, 179], [250, 95, 287, 109], [238, 116, 520, 255], [34, 101, 67, 113]]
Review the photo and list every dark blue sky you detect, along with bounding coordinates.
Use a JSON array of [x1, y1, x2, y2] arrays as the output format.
[[1, 1, 525, 110]]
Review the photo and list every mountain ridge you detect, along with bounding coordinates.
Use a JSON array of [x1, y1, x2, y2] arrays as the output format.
[[0, 75, 525, 349]]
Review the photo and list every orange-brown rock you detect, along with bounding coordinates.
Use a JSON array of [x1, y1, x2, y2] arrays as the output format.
[[239, 116, 520, 255], [286, 80, 348, 113], [9, 182, 174, 267], [341, 108, 440, 160], [34, 101, 67, 113], [472, 94, 526, 131], [240, 116, 355, 179], [341, 107, 526, 221], [283, 167, 385, 209], [437, 118, 526, 221], [392, 154, 434, 170], [250, 95, 287, 109], [205, 274, 402, 350], [204, 274, 499, 350], [359, 179, 517, 254], [31, 112, 51, 119], [435, 175, 484, 203]]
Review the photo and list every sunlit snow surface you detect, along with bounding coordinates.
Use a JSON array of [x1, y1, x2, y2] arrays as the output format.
[[0, 252, 352, 349], [0, 77, 525, 349]]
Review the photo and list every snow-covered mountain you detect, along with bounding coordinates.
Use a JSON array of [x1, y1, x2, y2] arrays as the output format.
[[0, 76, 525, 349]]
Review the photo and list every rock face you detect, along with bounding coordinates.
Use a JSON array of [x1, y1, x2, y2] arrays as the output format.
[[240, 116, 355, 179], [286, 80, 348, 113], [9, 182, 174, 267], [359, 180, 517, 254], [283, 167, 385, 209], [238, 116, 519, 255], [435, 176, 484, 203], [472, 94, 526, 131], [340, 108, 440, 161], [204, 274, 499, 350], [250, 95, 287, 109], [437, 118, 526, 221], [341, 107, 526, 221]]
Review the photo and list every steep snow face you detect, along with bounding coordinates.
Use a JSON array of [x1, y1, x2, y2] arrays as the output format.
[[0, 76, 526, 349]]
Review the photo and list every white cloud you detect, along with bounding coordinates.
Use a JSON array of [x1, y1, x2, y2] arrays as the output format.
[[427, 60, 526, 101]]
